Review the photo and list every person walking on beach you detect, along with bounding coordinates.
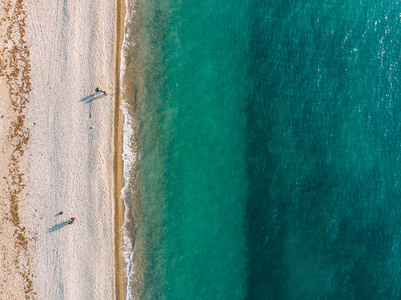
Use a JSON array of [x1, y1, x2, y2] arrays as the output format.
[[95, 85, 107, 95], [68, 217, 75, 224]]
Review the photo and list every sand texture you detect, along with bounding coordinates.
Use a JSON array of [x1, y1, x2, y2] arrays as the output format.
[[0, 0, 118, 298]]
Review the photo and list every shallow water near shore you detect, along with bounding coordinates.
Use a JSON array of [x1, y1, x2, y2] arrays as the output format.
[[121, 0, 401, 298]]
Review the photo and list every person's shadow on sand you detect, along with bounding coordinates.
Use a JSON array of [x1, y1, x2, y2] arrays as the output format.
[[79, 93, 106, 104], [47, 221, 70, 233]]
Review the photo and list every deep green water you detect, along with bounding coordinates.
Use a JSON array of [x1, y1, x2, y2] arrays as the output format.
[[121, 0, 401, 298]]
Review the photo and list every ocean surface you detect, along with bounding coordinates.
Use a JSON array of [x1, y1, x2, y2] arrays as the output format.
[[121, 0, 401, 299]]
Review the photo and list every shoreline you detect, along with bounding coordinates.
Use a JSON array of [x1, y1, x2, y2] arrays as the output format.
[[113, 1, 127, 300]]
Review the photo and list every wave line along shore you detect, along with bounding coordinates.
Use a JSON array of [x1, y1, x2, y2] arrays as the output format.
[[114, 0, 127, 299]]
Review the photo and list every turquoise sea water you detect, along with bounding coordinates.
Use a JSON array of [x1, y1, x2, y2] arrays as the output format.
[[121, 0, 401, 298]]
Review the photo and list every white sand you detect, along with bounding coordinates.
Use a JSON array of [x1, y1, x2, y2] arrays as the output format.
[[20, 0, 118, 298]]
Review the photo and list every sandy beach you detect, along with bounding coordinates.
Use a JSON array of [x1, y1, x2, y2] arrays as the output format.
[[0, 0, 124, 299]]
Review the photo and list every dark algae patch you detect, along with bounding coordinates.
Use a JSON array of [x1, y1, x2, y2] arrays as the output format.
[[0, 0, 35, 298]]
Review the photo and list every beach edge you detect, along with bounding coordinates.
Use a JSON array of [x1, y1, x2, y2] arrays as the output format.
[[114, 0, 126, 299]]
